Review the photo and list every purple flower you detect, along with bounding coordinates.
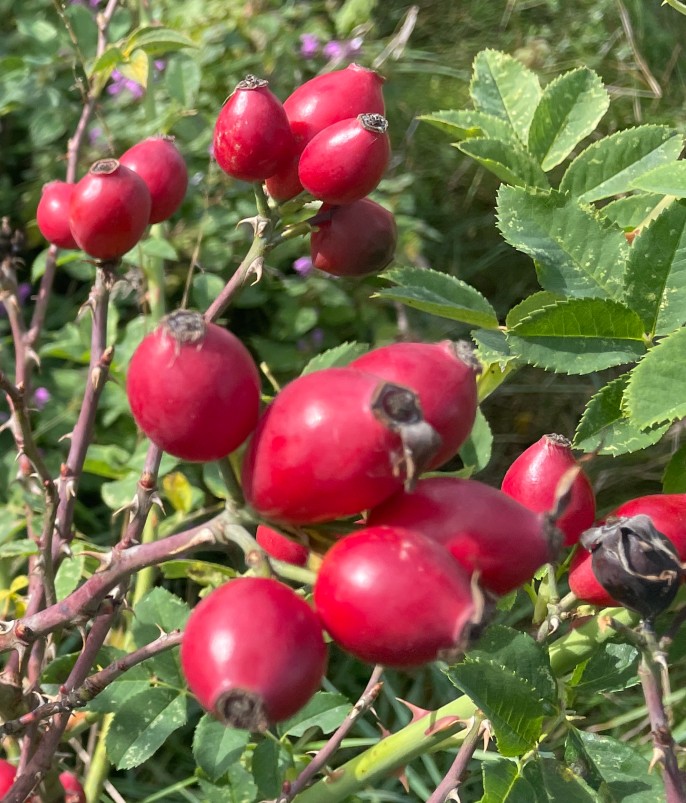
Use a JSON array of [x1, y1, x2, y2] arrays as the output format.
[[322, 40, 345, 60], [293, 256, 314, 276], [88, 126, 103, 145], [33, 388, 51, 410], [299, 34, 320, 59], [107, 70, 145, 99]]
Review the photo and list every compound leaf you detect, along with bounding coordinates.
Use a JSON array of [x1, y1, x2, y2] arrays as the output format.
[[419, 109, 517, 142], [455, 138, 549, 187], [630, 160, 686, 197]]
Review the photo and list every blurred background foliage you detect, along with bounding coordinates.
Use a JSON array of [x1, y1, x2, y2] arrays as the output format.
[[1, 1, 686, 798]]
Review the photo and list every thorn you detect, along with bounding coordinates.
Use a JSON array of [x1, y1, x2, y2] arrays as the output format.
[[91, 365, 102, 390], [247, 256, 264, 285], [395, 697, 432, 724], [649, 746, 666, 772], [424, 715, 464, 737], [150, 492, 165, 513], [76, 296, 96, 321], [58, 431, 74, 443], [25, 348, 41, 369]]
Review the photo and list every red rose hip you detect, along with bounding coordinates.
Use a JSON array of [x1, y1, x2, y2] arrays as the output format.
[[0, 759, 16, 796], [181, 577, 327, 729], [126, 310, 261, 462], [368, 477, 558, 595], [213, 75, 295, 182], [309, 199, 397, 277], [298, 114, 391, 205], [242, 367, 441, 524], [69, 159, 151, 259], [256, 524, 310, 566], [119, 135, 188, 223], [36, 180, 78, 249], [59, 771, 86, 803], [501, 434, 596, 546], [314, 525, 477, 667], [350, 340, 479, 468]]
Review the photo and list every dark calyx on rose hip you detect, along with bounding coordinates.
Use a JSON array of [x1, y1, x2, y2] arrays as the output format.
[[580, 514, 683, 623]]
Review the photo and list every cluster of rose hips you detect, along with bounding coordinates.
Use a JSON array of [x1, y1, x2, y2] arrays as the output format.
[[0, 760, 84, 802], [213, 65, 397, 277], [36, 135, 188, 259]]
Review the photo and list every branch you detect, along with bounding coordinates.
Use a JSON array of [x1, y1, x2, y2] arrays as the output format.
[[426, 714, 488, 803], [0, 629, 182, 738], [277, 665, 384, 803]]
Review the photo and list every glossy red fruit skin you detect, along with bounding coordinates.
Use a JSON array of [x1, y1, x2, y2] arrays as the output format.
[[119, 136, 188, 223], [213, 75, 295, 182], [256, 524, 309, 566], [266, 64, 385, 202], [126, 311, 261, 462], [59, 771, 86, 803], [180, 577, 327, 728], [350, 341, 479, 468], [298, 114, 391, 205], [69, 159, 151, 259], [36, 181, 79, 249], [314, 525, 475, 667], [0, 759, 16, 796], [501, 434, 596, 546], [242, 368, 424, 525], [569, 494, 686, 606], [368, 477, 555, 595], [309, 199, 397, 277]]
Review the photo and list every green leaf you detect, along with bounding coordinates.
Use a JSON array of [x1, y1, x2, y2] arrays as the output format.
[[496, 186, 629, 299], [122, 26, 197, 57], [630, 160, 686, 197], [622, 199, 686, 336], [573, 375, 669, 456], [252, 738, 292, 800], [54, 554, 85, 601], [160, 559, 235, 586], [334, 0, 376, 36], [165, 53, 202, 107], [600, 193, 666, 229], [85, 663, 152, 714], [376, 266, 499, 328], [192, 715, 250, 782], [89, 45, 123, 77], [480, 760, 536, 803], [300, 342, 369, 375], [458, 407, 492, 474], [568, 643, 639, 695], [198, 765, 257, 803], [559, 126, 683, 203], [101, 472, 138, 511], [446, 626, 556, 757], [131, 587, 190, 649], [419, 109, 517, 142], [527, 67, 609, 171], [472, 329, 516, 367], [523, 757, 600, 802], [624, 327, 686, 428], [663, 444, 686, 493], [279, 692, 351, 737], [506, 291, 562, 328], [106, 687, 187, 770], [118, 49, 149, 89], [469, 50, 542, 142], [565, 729, 664, 801], [161, 471, 195, 514], [455, 138, 549, 188], [507, 298, 646, 375], [83, 443, 131, 479], [0, 540, 38, 559]]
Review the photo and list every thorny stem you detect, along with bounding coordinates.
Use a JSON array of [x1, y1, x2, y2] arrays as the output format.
[[426, 714, 488, 803], [276, 665, 385, 802], [638, 625, 686, 803], [0, 629, 182, 738]]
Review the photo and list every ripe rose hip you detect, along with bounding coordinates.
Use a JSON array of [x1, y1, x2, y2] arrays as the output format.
[[309, 199, 397, 277], [314, 525, 477, 667], [181, 577, 327, 730], [266, 64, 385, 202], [368, 477, 558, 595], [298, 114, 391, 205], [256, 524, 309, 566], [570, 493, 686, 605], [69, 159, 151, 260], [36, 180, 78, 249], [119, 135, 188, 223], [213, 75, 295, 182], [126, 310, 261, 462], [0, 759, 16, 796], [350, 340, 479, 468], [501, 434, 595, 546], [242, 367, 440, 524], [59, 771, 86, 803]]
